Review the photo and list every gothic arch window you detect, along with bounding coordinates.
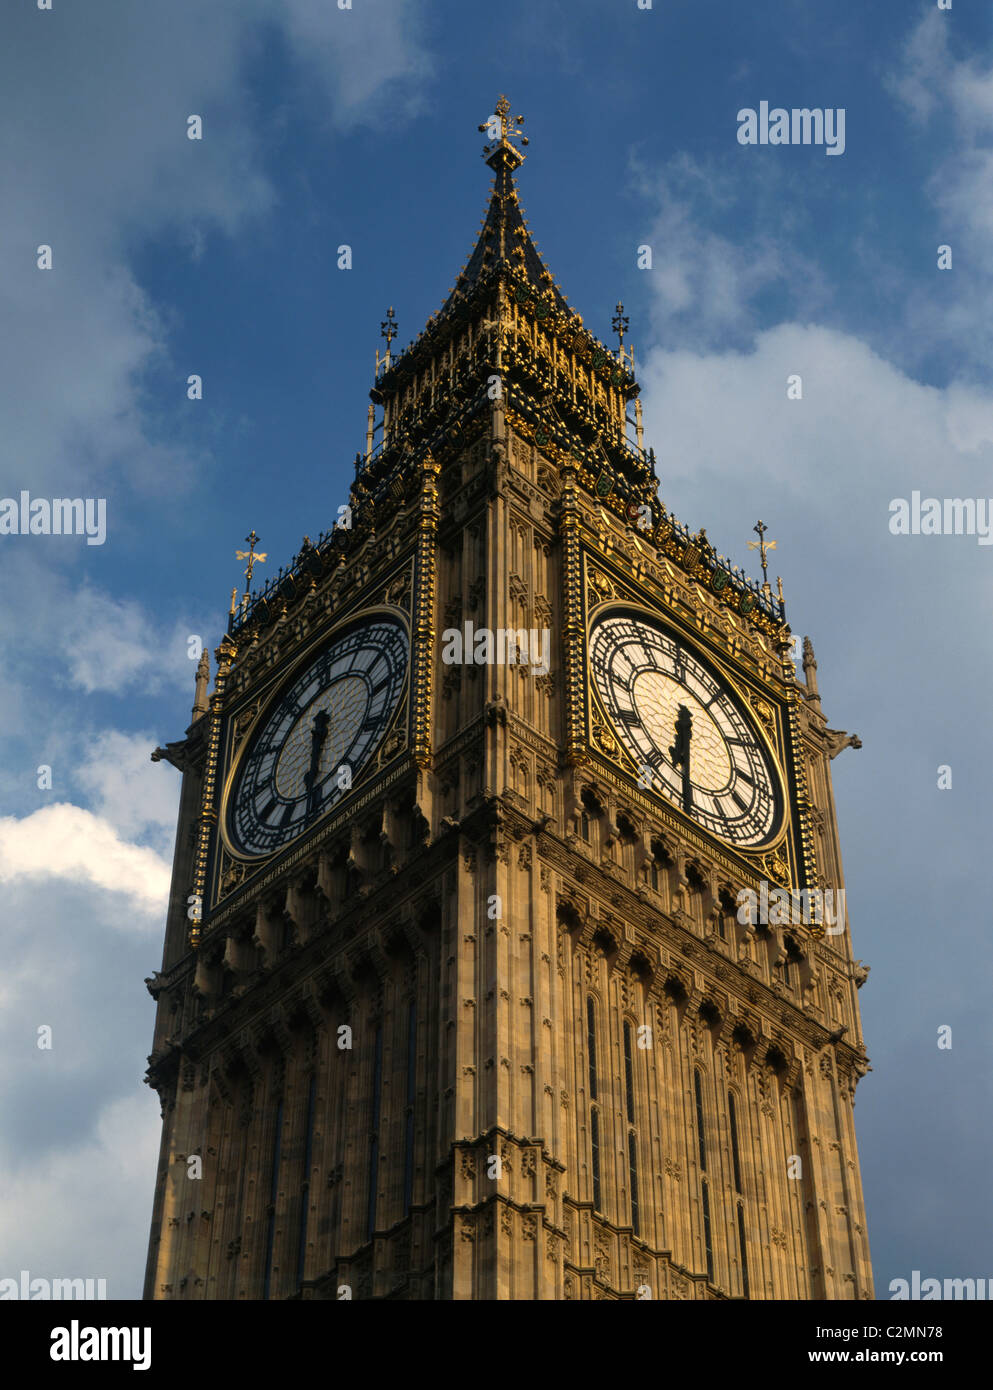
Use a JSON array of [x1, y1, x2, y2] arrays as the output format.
[[686, 861, 708, 929], [782, 934, 804, 991], [579, 786, 604, 845], [647, 837, 672, 903], [718, 887, 738, 943]]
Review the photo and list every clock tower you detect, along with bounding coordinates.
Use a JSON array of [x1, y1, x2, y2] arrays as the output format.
[[143, 98, 874, 1300]]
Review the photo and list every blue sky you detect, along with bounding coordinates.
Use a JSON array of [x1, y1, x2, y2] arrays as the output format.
[[1, 0, 991, 1298]]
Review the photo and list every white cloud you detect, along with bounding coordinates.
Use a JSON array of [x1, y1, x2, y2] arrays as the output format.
[[75, 732, 181, 857], [62, 587, 197, 698], [630, 153, 828, 351], [0, 804, 171, 918], [0, 1090, 160, 1299], [886, 11, 993, 369], [279, 0, 433, 125]]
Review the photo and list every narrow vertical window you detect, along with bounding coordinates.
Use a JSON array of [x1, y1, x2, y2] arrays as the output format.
[[729, 1090, 749, 1296], [590, 1107, 602, 1212], [694, 1069, 707, 1171], [587, 997, 598, 1100], [623, 1022, 635, 1125], [296, 1074, 316, 1289], [580, 811, 591, 842], [628, 1130, 640, 1236], [263, 1098, 283, 1299], [701, 1180, 714, 1283], [623, 1021, 639, 1235], [403, 999, 416, 1218], [737, 1203, 750, 1298], [695, 1069, 712, 1283], [728, 1091, 743, 1195], [587, 998, 600, 1210], [367, 1024, 383, 1242]]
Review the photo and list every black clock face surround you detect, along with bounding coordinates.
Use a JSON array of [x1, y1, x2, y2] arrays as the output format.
[[589, 610, 783, 848], [227, 616, 408, 857]]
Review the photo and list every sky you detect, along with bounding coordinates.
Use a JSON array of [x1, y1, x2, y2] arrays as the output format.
[[1, 0, 991, 1299]]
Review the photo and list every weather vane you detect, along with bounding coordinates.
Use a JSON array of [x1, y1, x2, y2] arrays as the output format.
[[231, 529, 267, 616], [478, 95, 528, 169], [748, 519, 777, 588]]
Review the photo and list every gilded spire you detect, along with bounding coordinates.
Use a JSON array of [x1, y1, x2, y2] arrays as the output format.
[[478, 94, 528, 173]]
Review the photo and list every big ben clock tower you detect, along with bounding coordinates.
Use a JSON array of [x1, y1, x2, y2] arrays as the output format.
[[143, 98, 873, 1301]]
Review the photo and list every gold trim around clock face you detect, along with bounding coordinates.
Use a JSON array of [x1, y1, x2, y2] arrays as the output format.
[[588, 605, 787, 850], [218, 605, 411, 861]]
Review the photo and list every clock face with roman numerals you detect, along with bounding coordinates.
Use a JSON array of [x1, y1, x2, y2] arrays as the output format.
[[589, 612, 782, 847], [228, 618, 408, 857]]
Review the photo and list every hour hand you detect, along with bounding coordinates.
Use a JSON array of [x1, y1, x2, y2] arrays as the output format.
[[304, 709, 331, 816], [669, 704, 693, 813]]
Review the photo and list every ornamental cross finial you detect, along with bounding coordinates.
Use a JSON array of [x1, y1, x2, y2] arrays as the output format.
[[747, 519, 777, 586], [377, 305, 398, 375], [612, 302, 629, 353], [380, 306, 398, 350], [478, 95, 528, 171], [235, 529, 267, 599]]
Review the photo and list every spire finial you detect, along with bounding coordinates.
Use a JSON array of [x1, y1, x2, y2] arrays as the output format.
[[479, 95, 528, 172], [612, 302, 629, 353], [380, 305, 398, 354], [374, 305, 398, 381], [192, 648, 210, 720]]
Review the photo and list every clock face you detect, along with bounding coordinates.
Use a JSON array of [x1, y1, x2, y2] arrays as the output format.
[[589, 612, 781, 847], [228, 618, 408, 857]]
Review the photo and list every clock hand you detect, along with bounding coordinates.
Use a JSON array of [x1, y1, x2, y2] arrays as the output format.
[[304, 709, 331, 821], [669, 704, 694, 814]]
